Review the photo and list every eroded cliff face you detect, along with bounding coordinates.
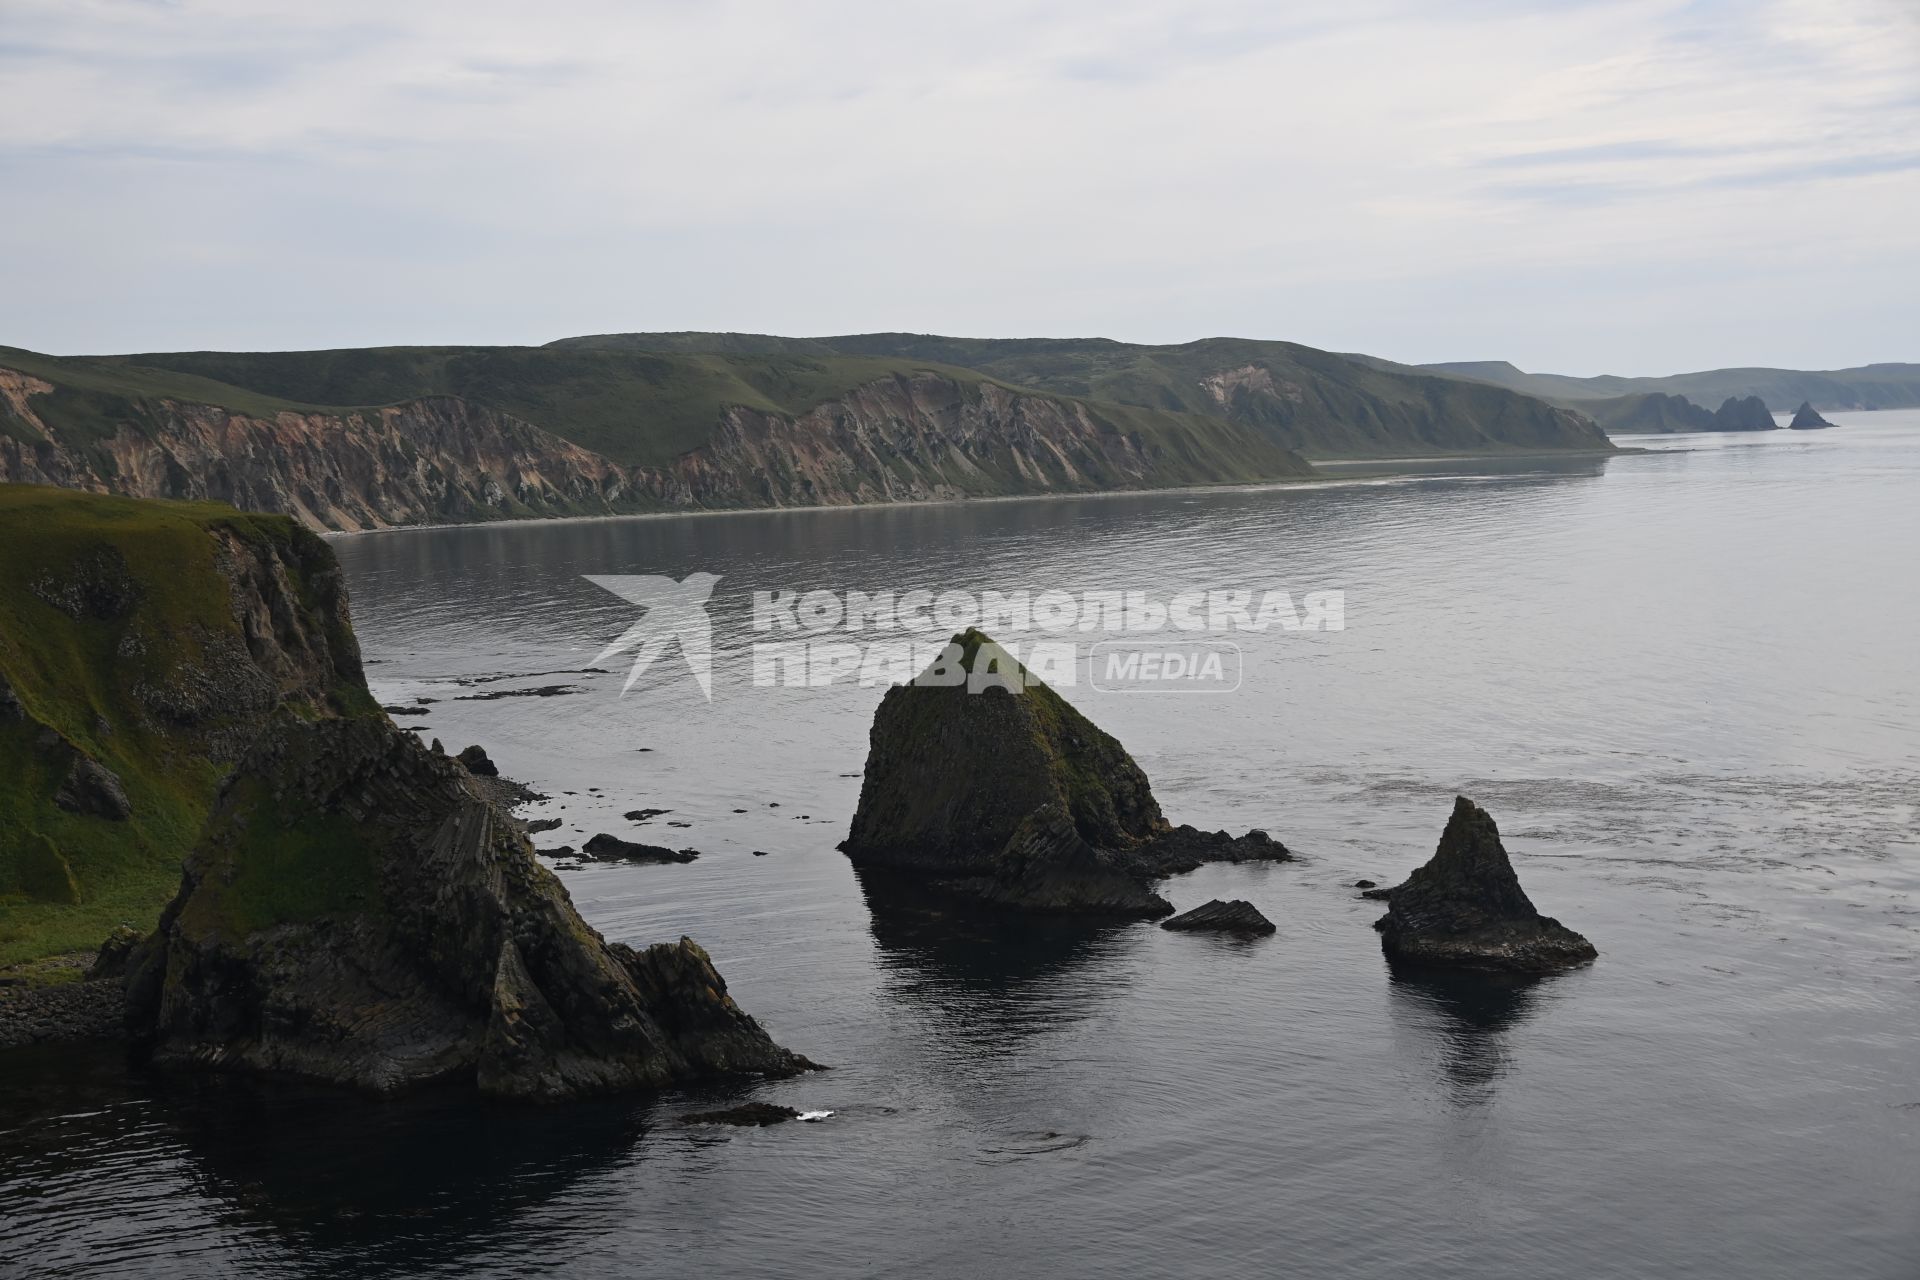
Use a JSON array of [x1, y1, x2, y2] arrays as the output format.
[[1, 369, 1306, 532]]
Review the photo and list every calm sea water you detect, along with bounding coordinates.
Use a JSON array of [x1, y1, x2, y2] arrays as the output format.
[[3, 415, 1918, 1278]]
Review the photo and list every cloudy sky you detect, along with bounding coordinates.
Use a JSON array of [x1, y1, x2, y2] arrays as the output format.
[[4, 0, 1916, 373]]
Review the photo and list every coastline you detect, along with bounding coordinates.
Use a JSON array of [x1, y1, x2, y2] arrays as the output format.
[[321, 445, 1630, 540]]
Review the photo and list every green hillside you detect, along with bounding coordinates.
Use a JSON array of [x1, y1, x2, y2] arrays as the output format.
[[550, 332, 1614, 458], [0, 487, 374, 966], [1350, 354, 1920, 413]]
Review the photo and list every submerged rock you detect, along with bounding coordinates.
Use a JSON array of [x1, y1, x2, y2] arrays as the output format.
[[841, 630, 1288, 916], [1160, 899, 1275, 935], [1788, 401, 1835, 430], [680, 1102, 802, 1126], [123, 716, 811, 1098], [1371, 797, 1596, 973], [581, 833, 700, 863]]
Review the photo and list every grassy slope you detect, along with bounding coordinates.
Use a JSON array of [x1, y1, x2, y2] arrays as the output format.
[[0, 487, 371, 966], [552, 332, 1613, 458]]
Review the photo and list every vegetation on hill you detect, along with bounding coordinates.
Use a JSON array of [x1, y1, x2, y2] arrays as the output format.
[[550, 332, 1615, 458], [0, 487, 374, 967], [1349, 353, 1920, 413]]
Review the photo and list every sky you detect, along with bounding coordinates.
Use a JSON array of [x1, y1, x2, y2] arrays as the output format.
[[3, 0, 1917, 374]]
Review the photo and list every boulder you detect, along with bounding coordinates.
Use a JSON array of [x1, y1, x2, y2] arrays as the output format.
[[1159, 899, 1275, 935], [123, 715, 811, 1098], [841, 630, 1287, 915], [455, 743, 499, 776], [88, 924, 143, 979], [53, 756, 131, 821], [1371, 796, 1596, 972], [1788, 401, 1835, 430]]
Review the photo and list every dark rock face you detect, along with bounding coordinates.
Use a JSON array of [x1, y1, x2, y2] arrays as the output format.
[[1160, 899, 1275, 935], [842, 630, 1287, 916], [1712, 395, 1777, 432], [123, 716, 811, 1098], [581, 833, 699, 863], [88, 924, 143, 979], [680, 1102, 802, 1126], [455, 744, 499, 776], [1788, 401, 1835, 430], [1372, 797, 1596, 973], [53, 756, 131, 821]]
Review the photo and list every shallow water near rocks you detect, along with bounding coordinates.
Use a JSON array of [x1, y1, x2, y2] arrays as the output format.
[[3, 415, 1917, 1277]]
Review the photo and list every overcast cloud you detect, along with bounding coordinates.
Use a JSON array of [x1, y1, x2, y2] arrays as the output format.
[[3, 0, 1916, 373]]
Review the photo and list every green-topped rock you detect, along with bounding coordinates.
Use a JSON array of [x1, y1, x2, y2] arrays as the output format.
[[841, 629, 1288, 916], [124, 714, 815, 1098]]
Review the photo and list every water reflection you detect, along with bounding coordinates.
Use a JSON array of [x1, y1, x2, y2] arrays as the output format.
[[0, 1043, 658, 1277], [1386, 964, 1553, 1107], [854, 867, 1133, 1057]]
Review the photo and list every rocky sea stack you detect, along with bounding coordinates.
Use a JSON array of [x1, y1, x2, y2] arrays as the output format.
[[1788, 401, 1835, 430], [122, 702, 812, 1099], [1370, 797, 1595, 973], [1712, 395, 1776, 432], [841, 630, 1288, 916]]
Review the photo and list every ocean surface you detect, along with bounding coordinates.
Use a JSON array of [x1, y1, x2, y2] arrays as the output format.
[[3, 414, 1917, 1278]]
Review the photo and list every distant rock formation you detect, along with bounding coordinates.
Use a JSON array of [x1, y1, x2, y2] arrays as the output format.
[[1582, 391, 1719, 434], [124, 715, 812, 1098], [841, 630, 1289, 916], [1788, 401, 1835, 430], [1712, 395, 1777, 432], [1160, 899, 1276, 935], [1370, 797, 1595, 972]]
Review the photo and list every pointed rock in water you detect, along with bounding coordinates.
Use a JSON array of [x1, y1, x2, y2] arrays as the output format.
[[841, 629, 1286, 916], [1372, 796, 1596, 973], [1788, 401, 1835, 430], [123, 716, 810, 1098], [1160, 899, 1275, 935]]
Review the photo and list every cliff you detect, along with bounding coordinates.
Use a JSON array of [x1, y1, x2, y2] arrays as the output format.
[[1369, 797, 1595, 972], [0, 485, 373, 966], [2, 352, 1311, 531], [123, 715, 813, 1097], [842, 630, 1288, 915]]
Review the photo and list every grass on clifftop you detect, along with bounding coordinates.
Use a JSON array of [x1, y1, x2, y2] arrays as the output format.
[[0, 486, 372, 968]]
